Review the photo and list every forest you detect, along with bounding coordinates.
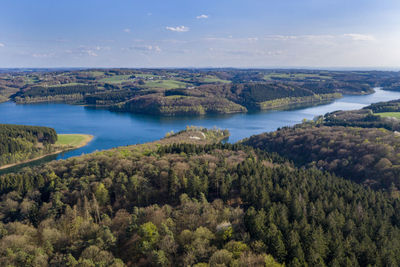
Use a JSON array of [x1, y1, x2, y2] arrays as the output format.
[[320, 109, 400, 131], [366, 99, 400, 113], [245, 124, 400, 190], [1, 68, 398, 116], [0, 124, 57, 167], [243, 100, 400, 192], [0, 128, 400, 266]]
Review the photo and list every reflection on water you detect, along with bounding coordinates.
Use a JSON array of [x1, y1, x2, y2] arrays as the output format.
[[1, 88, 400, 173]]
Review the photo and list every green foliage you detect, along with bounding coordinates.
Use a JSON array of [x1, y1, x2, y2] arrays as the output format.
[[244, 123, 400, 190], [257, 93, 341, 110], [138, 222, 159, 253], [94, 183, 109, 206], [323, 109, 400, 131], [4, 68, 394, 116], [367, 98, 400, 113], [14, 84, 98, 104], [376, 112, 400, 119], [116, 94, 247, 116], [0, 139, 400, 265], [0, 124, 58, 167]]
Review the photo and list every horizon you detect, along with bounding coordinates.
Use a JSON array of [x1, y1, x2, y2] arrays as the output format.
[[1, 0, 400, 68], [1, 67, 400, 72]]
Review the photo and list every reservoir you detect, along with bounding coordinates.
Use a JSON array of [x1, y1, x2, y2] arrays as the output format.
[[1, 88, 400, 164]]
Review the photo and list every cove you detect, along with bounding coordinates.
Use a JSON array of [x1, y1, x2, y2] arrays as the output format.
[[1, 88, 400, 169]]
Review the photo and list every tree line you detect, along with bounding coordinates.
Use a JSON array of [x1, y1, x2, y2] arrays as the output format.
[[0, 124, 57, 166]]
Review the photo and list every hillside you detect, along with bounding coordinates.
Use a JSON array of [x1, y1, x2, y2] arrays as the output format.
[[0, 128, 400, 266], [243, 100, 400, 192], [1, 69, 390, 116], [244, 124, 400, 190]]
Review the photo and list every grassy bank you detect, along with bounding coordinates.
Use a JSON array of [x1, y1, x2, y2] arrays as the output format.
[[56, 134, 94, 148]]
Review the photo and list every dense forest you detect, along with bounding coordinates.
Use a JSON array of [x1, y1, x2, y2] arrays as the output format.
[[0, 129, 400, 266], [243, 100, 400, 192], [245, 124, 400, 190], [366, 99, 400, 113], [0, 124, 57, 167], [13, 85, 99, 104], [2, 68, 398, 116]]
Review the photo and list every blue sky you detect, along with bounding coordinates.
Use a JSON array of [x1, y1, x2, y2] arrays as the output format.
[[1, 0, 400, 68]]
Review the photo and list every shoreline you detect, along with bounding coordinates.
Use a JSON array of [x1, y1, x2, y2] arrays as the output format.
[[0, 134, 94, 171]]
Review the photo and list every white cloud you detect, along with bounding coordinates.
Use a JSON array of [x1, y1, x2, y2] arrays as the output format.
[[32, 53, 54, 58], [123, 28, 131, 33], [344, 33, 376, 41], [263, 35, 336, 41], [0, 43, 4, 47], [133, 45, 161, 53], [86, 50, 98, 57], [68, 46, 100, 57], [196, 14, 209, 19], [94, 46, 110, 51], [166, 26, 189, 32]]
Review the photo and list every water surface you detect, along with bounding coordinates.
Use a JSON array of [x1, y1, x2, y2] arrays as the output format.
[[1, 88, 400, 163]]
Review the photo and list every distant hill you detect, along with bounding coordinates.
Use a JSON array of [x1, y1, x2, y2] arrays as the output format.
[[3, 68, 395, 114]]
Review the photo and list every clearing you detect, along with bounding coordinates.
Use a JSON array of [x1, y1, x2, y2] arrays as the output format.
[[376, 112, 400, 119], [56, 134, 94, 148]]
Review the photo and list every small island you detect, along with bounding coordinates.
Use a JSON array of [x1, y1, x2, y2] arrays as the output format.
[[0, 124, 93, 170]]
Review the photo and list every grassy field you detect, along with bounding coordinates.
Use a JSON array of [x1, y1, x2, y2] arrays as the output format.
[[202, 76, 231, 84], [134, 74, 158, 78], [144, 80, 188, 89], [376, 112, 400, 119], [56, 134, 94, 148], [99, 75, 132, 83], [87, 71, 105, 77]]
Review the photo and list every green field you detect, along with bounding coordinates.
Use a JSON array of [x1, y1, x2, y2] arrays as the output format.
[[144, 80, 188, 89], [134, 74, 158, 78], [202, 76, 231, 84], [376, 112, 400, 119], [99, 75, 132, 83], [87, 71, 105, 77], [56, 134, 93, 147]]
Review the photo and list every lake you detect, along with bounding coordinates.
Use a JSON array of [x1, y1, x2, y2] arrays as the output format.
[[1, 88, 400, 164]]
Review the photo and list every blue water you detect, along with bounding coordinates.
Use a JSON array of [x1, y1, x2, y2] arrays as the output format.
[[1, 88, 400, 162]]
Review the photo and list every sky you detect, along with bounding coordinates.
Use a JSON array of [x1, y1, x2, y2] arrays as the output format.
[[1, 0, 400, 68]]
